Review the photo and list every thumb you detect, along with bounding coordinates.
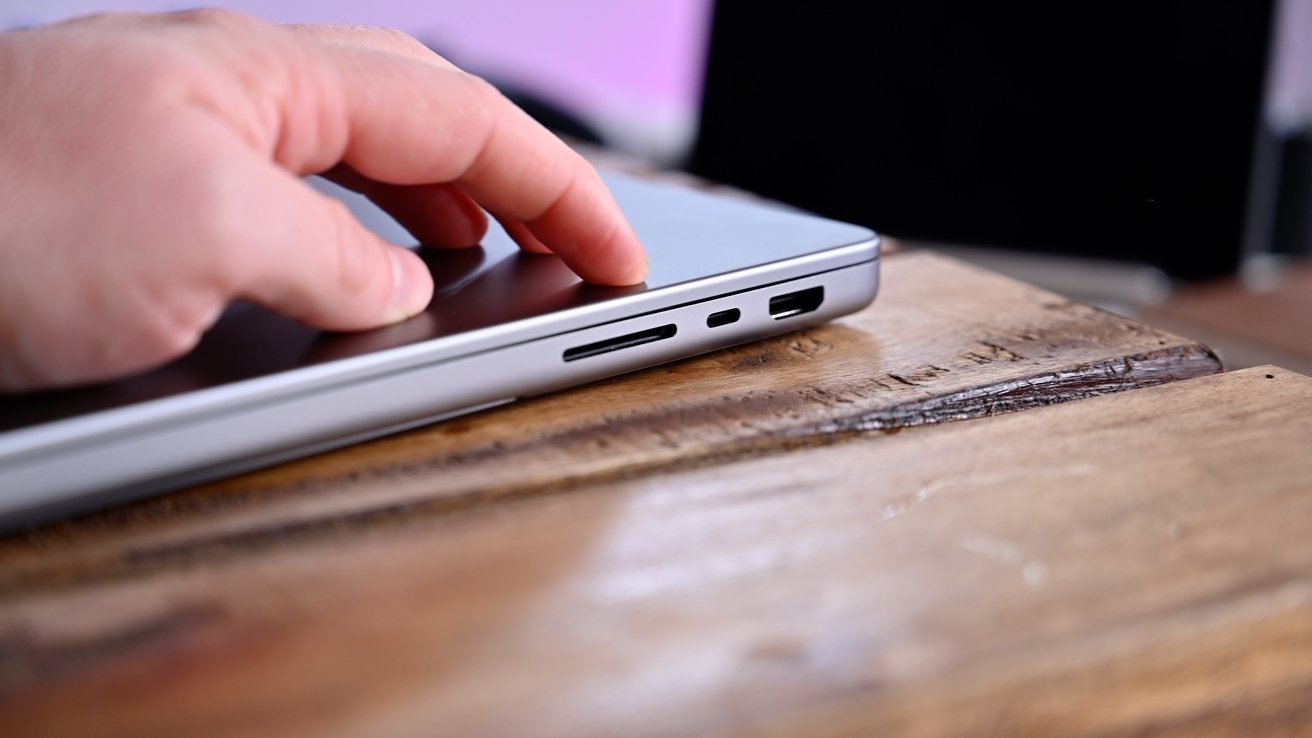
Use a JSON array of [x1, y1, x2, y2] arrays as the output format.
[[230, 162, 434, 331]]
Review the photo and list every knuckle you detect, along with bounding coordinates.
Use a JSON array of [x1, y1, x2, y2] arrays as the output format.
[[167, 7, 263, 30], [290, 23, 443, 65], [58, 11, 124, 28], [367, 25, 430, 54], [459, 72, 510, 137], [463, 70, 505, 103], [356, 25, 439, 60]]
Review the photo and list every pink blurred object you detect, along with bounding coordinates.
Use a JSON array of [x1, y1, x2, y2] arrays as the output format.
[[2, 0, 713, 162]]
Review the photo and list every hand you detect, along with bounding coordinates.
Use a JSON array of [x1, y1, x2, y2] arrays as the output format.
[[0, 10, 648, 391]]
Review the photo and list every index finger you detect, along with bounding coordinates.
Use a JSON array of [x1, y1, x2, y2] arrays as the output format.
[[279, 38, 649, 286]]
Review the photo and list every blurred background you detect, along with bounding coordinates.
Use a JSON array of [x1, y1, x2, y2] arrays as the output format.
[[4, 0, 1310, 372], [0, 0, 713, 163]]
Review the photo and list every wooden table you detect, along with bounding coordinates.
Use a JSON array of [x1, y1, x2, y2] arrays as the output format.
[[3, 251, 1311, 737]]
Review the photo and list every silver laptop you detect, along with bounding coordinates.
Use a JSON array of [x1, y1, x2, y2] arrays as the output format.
[[0, 171, 880, 528]]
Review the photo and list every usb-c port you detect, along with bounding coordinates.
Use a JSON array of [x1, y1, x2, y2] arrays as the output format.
[[769, 286, 824, 320], [707, 308, 740, 327]]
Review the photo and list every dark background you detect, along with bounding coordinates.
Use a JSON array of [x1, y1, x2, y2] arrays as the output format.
[[687, 2, 1276, 280]]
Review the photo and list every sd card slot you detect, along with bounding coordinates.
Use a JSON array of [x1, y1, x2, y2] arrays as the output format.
[[563, 324, 677, 362]]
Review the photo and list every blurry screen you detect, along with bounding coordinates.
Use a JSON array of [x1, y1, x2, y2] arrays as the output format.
[[1, 0, 713, 163], [689, 2, 1276, 279]]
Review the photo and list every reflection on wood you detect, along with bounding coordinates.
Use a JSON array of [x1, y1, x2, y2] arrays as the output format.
[[2, 251, 1268, 738], [2, 368, 1309, 737], [0, 253, 1220, 593]]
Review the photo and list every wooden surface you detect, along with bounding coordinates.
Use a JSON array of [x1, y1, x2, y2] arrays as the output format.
[[6, 250, 1301, 737], [0, 253, 1220, 579]]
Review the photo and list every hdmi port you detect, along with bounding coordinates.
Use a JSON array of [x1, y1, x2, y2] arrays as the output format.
[[769, 286, 824, 319], [563, 324, 677, 362]]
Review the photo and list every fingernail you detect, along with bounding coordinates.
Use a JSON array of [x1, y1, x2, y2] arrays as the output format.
[[388, 248, 434, 323], [619, 236, 649, 285], [617, 259, 648, 286]]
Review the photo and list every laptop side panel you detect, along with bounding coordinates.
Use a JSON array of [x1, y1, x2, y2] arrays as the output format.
[[0, 256, 877, 529]]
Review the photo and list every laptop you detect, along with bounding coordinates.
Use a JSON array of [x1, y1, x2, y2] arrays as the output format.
[[0, 170, 880, 529]]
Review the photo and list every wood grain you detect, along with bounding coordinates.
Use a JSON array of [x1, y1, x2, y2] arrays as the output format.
[[1, 366, 1308, 737], [0, 253, 1220, 587]]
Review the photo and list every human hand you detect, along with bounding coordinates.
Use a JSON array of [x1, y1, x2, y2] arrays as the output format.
[[0, 10, 647, 391]]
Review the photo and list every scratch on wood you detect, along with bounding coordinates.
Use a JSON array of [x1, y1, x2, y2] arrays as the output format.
[[0, 341, 1222, 594], [886, 365, 957, 387], [963, 341, 1026, 365], [813, 344, 1222, 434], [980, 341, 1026, 361]]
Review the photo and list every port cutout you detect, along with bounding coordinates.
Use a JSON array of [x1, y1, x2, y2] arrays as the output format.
[[706, 308, 741, 328], [768, 286, 824, 320], [563, 324, 677, 362]]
